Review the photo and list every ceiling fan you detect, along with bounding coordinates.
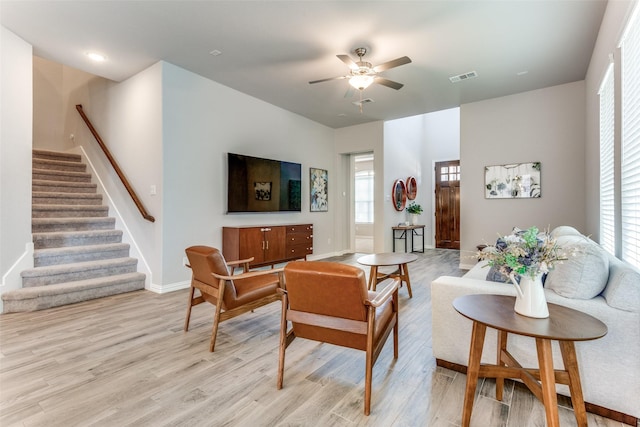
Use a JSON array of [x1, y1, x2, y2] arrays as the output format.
[[309, 47, 412, 92]]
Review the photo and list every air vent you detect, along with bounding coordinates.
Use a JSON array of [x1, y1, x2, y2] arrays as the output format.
[[449, 71, 478, 83], [352, 98, 375, 106]]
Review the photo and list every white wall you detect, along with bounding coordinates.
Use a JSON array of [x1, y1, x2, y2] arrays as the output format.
[[384, 115, 424, 251], [80, 62, 163, 287], [335, 122, 384, 252], [584, 0, 634, 249], [381, 109, 460, 250], [460, 81, 586, 268], [33, 56, 107, 150], [423, 108, 461, 247], [25, 57, 343, 293], [161, 62, 335, 286], [0, 27, 34, 308]]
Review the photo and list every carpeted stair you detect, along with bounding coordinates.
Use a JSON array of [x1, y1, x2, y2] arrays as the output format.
[[2, 149, 146, 313]]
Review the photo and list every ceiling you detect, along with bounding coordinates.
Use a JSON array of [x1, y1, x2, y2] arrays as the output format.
[[1, 1, 607, 129]]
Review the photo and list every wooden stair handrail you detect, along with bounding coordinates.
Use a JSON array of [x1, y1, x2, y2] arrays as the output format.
[[75, 104, 155, 222]]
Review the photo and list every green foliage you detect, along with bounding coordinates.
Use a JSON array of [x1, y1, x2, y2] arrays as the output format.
[[406, 202, 423, 214]]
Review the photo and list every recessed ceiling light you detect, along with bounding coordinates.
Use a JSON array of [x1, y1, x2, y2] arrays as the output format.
[[86, 52, 107, 62], [209, 49, 223, 56]]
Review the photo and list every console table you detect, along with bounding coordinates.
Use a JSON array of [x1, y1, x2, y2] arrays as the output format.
[[453, 294, 608, 427], [391, 224, 425, 253]]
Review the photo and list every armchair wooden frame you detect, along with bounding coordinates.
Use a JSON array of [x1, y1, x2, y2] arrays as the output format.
[[277, 262, 400, 415], [184, 246, 284, 352]]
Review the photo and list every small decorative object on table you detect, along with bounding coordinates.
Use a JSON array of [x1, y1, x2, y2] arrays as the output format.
[[476, 226, 572, 318], [405, 202, 423, 225]]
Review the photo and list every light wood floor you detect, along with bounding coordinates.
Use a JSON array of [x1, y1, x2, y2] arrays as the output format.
[[0, 249, 633, 426]]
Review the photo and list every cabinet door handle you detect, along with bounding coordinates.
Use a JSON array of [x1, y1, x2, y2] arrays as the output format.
[[262, 241, 265, 250], [266, 240, 269, 250]]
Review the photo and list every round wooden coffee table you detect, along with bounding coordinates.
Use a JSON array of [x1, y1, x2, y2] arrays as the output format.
[[453, 294, 608, 427], [357, 252, 418, 297]]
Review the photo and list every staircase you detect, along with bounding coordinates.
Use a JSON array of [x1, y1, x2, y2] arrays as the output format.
[[2, 149, 146, 313]]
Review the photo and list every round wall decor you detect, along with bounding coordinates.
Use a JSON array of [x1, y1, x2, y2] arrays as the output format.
[[406, 176, 417, 200], [392, 179, 407, 211]]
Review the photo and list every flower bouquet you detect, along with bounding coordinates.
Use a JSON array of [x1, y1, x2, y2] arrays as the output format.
[[477, 226, 569, 280], [477, 226, 572, 318]]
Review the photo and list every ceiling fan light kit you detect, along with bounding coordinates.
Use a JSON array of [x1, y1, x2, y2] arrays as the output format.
[[349, 74, 375, 90], [310, 47, 412, 96]]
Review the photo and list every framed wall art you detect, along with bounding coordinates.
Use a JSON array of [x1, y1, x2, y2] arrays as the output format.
[[485, 162, 541, 199], [310, 167, 328, 212]]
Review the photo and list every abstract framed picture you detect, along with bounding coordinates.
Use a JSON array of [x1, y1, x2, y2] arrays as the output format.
[[310, 167, 328, 212], [485, 162, 541, 199]]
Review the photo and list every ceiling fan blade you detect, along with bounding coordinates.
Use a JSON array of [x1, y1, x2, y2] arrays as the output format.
[[337, 54, 358, 70], [375, 77, 404, 90], [309, 76, 348, 84], [373, 56, 412, 72]]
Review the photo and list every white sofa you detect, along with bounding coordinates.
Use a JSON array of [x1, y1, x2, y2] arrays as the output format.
[[431, 226, 640, 423]]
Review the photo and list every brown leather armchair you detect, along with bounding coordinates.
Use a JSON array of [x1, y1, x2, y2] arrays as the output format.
[[277, 261, 400, 415], [184, 245, 284, 352]]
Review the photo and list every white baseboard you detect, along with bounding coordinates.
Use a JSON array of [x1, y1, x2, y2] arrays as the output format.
[[0, 242, 34, 312], [149, 280, 190, 294]]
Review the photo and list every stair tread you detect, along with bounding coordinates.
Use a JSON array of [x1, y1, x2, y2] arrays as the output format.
[[33, 229, 122, 238], [3, 273, 146, 299], [32, 149, 82, 162], [33, 168, 91, 177], [21, 257, 138, 277], [33, 204, 108, 211], [33, 179, 96, 187], [32, 217, 115, 224], [33, 157, 85, 166], [34, 243, 130, 256], [33, 192, 102, 199]]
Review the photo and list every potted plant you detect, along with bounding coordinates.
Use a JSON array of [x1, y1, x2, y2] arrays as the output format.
[[405, 202, 423, 225]]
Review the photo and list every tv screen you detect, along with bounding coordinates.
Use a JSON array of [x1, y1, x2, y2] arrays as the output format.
[[227, 153, 302, 213]]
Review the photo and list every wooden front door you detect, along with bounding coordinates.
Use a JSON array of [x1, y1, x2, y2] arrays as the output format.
[[435, 160, 460, 249]]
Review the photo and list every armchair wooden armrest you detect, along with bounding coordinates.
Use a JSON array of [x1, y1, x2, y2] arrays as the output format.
[[366, 277, 400, 308], [226, 257, 255, 274], [212, 267, 284, 282]]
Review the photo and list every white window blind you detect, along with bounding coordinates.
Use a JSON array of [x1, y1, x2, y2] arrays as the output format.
[[599, 63, 615, 255], [355, 170, 374, 223], [621, 7, 640, 268]]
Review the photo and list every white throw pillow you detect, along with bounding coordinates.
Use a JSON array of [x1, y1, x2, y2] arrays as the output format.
[[545, 241, 609, 299], [550, 225, 582, 238]]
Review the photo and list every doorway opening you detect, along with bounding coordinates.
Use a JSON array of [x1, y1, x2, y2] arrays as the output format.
[[354, 153, 374, 253]]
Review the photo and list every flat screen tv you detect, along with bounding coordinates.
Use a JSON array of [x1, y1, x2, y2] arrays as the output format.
[[227, 153, 302, 213]]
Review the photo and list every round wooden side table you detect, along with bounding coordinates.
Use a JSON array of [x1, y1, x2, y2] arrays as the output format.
[[453, 294, 608, 427], [357, 252, 418, 297]]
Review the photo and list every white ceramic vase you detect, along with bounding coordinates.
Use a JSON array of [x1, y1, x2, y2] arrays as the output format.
[[410, 214, 420, 225], [510, 272, 549, 318]]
